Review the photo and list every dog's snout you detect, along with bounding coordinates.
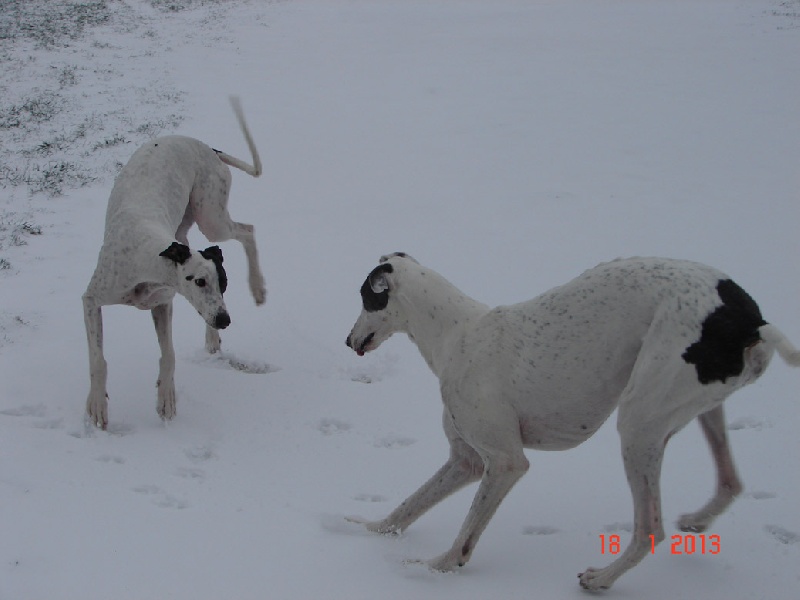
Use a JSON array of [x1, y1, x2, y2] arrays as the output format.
[[214, 312, 231, 330]]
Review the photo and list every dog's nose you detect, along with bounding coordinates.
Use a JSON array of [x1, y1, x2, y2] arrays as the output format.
[[346, 335, 352, 348], [214, 312, 231, 330]]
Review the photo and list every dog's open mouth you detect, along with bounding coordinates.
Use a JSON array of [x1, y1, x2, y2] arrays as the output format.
[[356, 333, 375, 356]]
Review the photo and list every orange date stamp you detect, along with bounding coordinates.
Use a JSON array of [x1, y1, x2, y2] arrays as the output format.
[[599, 533, 721, 555]]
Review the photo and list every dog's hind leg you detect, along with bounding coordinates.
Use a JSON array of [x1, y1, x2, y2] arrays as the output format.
[[175, 204, 194, 246], [580, 430, 667, 591], [203, 219, 266, 305], [580, 319, 687, 590], [676, 405, 742, 532], [232, 221, 266, 305], [152, 302, 177, 421], [192, 176, 267, 306]]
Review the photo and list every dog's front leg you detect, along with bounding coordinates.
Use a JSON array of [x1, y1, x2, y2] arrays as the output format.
[[205, 324, 221, 354], [352, 415, 484, 534], [427, 450, 529, 571], [152, 302, 177, 421], [83, 294, 109, 429], [361, 450, 483, 535]]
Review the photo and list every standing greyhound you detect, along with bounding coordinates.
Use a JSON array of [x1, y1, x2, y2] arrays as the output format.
[[83, 97, 265, 429], [346, 252, 799, 591]]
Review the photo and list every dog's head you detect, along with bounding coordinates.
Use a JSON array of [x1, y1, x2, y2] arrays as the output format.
[[160, 242, 230, 329], [345, 253, 418, 356]]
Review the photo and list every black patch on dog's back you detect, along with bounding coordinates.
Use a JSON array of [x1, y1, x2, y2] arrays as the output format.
[[360, 263, 394, 312], [682, 279, 766, 384]]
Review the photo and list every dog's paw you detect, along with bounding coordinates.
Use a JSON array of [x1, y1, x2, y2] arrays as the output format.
[[676, 512, 710, 533], [323, 515, 381, 537], [426, 550, 464, 573], [578, 567, 613, 591], [156, 379, 176, 421], [249, 274, 267, 305], [345, 515, 402, 536], [86, 391, 109, 430]]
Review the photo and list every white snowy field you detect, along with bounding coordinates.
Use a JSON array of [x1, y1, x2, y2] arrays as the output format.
[[1, 1, 799, 598]]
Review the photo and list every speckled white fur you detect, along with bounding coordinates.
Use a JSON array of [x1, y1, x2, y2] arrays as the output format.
[[82, 97, 266, 429], [346, 253, 799, 591]]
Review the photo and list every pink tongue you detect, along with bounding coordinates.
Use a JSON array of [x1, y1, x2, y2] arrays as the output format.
[[357, 350, 365, 357]]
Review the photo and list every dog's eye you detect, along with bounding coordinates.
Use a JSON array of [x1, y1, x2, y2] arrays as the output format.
[[195, 278, 206, 288]]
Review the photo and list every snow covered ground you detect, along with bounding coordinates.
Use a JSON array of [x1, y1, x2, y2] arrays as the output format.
[[1, 1, 799, 598]]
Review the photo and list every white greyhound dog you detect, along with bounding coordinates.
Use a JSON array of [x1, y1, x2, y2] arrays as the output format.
[[83, 97, 265, 430], [345, 252, 799, 591]]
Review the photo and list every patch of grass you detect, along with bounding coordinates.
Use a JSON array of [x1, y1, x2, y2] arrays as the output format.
[[134, 114, 185, 138], [0, 1, 112, 48], [149, 0, 218, 13], [0, 213, 43, 269], [0, 92, 63, 130], [2, 107, 110, 193], [56, 64, 79, 88], [9, 221, 42, 246], [30, 161, 97, 196], [0, 161, 97, 197], [772, 0, 800, 28], [0, 0, 235, 200], [93, 133, 128, 150], [26, 139, 68, 157]]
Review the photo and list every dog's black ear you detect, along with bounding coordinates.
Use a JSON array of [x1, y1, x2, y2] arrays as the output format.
[[199, 245, 223, 264], [361, 263, 393, 312], [200, 245, 228, 294], [159, 242, 191, 265]]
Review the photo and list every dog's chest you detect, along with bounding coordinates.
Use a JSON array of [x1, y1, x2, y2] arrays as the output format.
[[121, 282, 176, 310]]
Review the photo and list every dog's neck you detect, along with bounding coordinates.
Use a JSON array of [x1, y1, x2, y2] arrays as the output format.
[[397, 265, 489, 376], [140, 234, 185, 287]]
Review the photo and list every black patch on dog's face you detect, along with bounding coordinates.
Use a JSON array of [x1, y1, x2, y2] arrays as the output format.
[[682, 279, 767, 384], [360, 263, 394, 312], [200, 245, 227, 294]]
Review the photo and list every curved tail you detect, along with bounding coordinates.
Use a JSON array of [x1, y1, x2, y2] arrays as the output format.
[[215, 96, 262, 178], [760, 324, 800, 367]]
